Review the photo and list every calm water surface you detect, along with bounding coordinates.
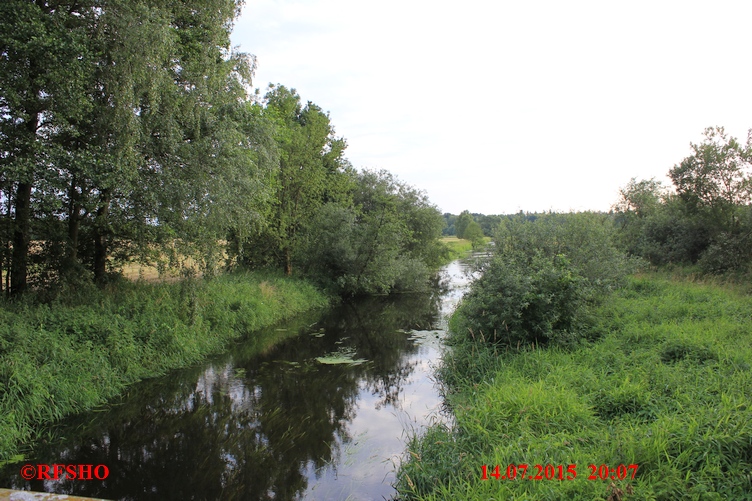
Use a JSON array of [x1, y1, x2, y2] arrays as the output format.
[[1, 260, 474, 500]]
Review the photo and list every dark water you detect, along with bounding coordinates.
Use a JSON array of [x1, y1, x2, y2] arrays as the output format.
[[1, 260, 472, 500]]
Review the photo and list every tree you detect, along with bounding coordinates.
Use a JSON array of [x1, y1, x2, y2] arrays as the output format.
[[455, 210, 473, 239], [612, 178, 666, 257], [245, 85, 349, 275], [1, 0, 260, 291], [663, 127, 752, 272], [669, 126, 752, 231], [0, 0, 95, 293], [463, 221, 485, 249], [297, 169, 444, 296], [613, 178, 665, 218], [85, 0, 258, 282]]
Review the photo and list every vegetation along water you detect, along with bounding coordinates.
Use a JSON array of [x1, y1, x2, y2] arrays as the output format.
[[0, 259, 473, 499], [397, 128, 752, 500], [3, 0, 752, 499]]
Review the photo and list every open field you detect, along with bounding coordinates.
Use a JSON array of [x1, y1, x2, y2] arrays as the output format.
[[397, 273, 752, 500]]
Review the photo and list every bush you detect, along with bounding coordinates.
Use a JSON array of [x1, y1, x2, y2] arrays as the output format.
[[452, 212, 631, 349], [454, 252, 589, 347], [698, 231, 752, 274]]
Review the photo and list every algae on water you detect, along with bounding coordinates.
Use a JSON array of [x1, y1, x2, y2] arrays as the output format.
[[315, 347, 369, 366]]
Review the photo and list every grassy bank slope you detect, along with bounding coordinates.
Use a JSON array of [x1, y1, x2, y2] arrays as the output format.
[[397, 274, 752, 500], [0, 271, 329, 462]]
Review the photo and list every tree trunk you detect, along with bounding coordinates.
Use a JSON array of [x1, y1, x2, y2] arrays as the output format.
[[285, 247, 292, 276], [66, 179, 81, 266], [93, 192, 110, 285], [9, 112, 39, 296], [10, 182, 32, 295]]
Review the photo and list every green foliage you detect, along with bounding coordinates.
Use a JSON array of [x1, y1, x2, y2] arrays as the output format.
[[462, 221, 485, 249], [441, 212, 457, 236], [456, 252, 588, 347], [233, 84, 351, 275], [452, 212, 631, 349], [454, 210, 473, 239], [494, 212, 632, 291], [397, 274, 752, 500], [0, 0, 262, 290], [296, 170, 445, 296], [669, 126, 752, 219], [0, 271, 329, 462], [616, 127, 752, 276]]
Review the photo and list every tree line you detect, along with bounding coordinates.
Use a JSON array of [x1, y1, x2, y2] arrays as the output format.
[[614, 126, 752, 274], [0, 0, 445, 297], [449, 126, 752, 351]]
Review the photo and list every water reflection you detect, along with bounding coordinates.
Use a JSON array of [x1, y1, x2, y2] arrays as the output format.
[[1, 260, 472, 500]]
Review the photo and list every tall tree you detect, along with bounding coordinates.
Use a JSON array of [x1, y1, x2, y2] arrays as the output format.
[[455, 210, 473, 239], [0, 0, 95, 293], [2, 0, 260, 289], [258, 85, 349, 275], [669, 126, 752, 232]]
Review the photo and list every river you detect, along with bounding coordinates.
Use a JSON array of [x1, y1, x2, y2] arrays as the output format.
[[0, 259, 473, 500]]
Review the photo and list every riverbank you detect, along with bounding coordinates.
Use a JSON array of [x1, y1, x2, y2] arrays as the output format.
[[396, 272, 752, 499], [439, 237, 491, 263], [0, 271, 330, 463]]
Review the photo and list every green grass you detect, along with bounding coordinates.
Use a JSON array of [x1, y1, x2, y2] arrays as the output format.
[[440, 237, 479, 261], [0, 270, 329, 463], [396, 273, 752, 500]]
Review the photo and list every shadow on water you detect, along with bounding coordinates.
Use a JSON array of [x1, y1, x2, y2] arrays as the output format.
[[0, 260, 473, 500]]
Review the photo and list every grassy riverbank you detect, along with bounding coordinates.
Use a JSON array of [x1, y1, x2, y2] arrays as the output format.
[[397, 273, 752, 500], [0, 271, 329, 463], [440, 237, 479, 261]]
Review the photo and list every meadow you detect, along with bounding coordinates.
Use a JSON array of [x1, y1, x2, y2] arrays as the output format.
[[440, 237, 483, 261], [396, 273, 752, 500]]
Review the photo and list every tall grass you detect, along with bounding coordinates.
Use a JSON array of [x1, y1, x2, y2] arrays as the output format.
[[396, 274, 752, 500], [0, 271, 329, 462]]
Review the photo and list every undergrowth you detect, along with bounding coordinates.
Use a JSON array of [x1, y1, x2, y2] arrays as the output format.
[[396, 274, 752, 500], [0, 271, 329, 463]]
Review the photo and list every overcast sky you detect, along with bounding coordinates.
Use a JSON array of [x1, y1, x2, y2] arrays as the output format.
[[230, 0, 752, 215]]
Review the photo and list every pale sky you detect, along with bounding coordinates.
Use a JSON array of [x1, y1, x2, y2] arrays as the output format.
[[230, 0, 752, 215]]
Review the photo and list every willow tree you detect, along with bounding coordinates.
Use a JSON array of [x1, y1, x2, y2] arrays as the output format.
[[2, 0, 263, 290]]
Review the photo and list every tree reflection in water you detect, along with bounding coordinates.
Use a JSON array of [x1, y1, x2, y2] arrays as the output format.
[[1, 270, 459, 500]]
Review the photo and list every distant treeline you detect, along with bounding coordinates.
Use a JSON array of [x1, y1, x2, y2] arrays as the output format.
[[445, 126, 752, 276], [0, 0, 445, 298]]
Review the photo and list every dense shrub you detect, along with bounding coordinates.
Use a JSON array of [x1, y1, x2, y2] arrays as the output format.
[[613, 129, 752, 275], [452, 212, 631, 349], [455, 253, 588, 347], [296, 170, 446, 297]]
